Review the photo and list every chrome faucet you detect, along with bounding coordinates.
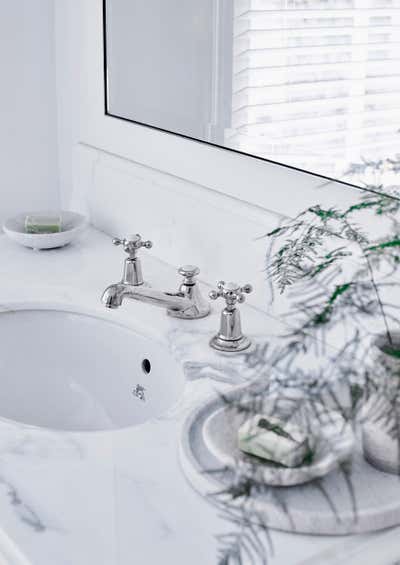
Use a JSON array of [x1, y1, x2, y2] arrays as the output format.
[[209, 281, 253, 352], [101, 235, 210, 319], [112, 234, 153, 286]]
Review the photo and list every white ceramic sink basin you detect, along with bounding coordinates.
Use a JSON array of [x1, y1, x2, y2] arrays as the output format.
[[0, 309, 184, 432]]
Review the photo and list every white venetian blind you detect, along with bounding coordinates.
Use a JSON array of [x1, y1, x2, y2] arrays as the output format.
[[228, 0, 400, 181]]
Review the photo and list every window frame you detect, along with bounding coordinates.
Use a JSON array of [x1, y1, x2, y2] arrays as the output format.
[[79, 0, 370, 218]]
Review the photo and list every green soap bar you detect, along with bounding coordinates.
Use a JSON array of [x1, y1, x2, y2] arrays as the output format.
[[25, 215, 62, 234], [238, 414, 312, 468]]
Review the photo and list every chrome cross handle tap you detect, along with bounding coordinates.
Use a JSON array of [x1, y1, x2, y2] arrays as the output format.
[[209, 281, 253, 352], [112, 233, 153, 286], [113, 234, 153, 255]]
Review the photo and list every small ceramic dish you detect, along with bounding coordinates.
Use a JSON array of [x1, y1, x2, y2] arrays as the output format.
[[3, 211, 88, 250], [202, 395, 354, 486]]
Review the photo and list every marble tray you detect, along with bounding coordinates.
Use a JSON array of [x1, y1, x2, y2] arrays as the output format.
[[180, 392, 400, 535]]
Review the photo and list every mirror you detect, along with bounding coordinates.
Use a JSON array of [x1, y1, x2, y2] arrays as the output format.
[[104, 0, 400, 189]]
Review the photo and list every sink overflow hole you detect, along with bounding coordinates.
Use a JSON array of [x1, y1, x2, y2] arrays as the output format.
[[142, 359, 151, 375]]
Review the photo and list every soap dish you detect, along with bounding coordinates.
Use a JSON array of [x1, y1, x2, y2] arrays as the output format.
[[202, 397, 354, 486], [182, 391, 354, 488], [3, 211, 88, 250]]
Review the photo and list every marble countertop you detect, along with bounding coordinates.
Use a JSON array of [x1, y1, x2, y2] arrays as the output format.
[[0, 228, 397, 565]]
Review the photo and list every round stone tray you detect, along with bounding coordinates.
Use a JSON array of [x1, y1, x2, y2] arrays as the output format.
[[179, 393, 400, 535]]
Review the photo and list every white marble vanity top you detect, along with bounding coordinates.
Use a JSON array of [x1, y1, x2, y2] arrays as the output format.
[[0, 228, 397, 565]]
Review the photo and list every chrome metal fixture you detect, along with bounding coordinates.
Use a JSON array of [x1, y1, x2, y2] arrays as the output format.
[[112, 233, 153, 286], [102, 236, 210, 319], [169, 265, 210, 319], [209, 281, 253, 352], [132, 384, 146, 401]]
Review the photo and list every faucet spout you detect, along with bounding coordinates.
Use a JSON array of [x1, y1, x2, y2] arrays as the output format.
[[102, 283, 194, 313], [102, 283, 128, 309], [101, 261, 210, 320]]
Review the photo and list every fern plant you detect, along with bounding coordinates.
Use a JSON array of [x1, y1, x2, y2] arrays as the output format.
[[210, 155, 400, 564]]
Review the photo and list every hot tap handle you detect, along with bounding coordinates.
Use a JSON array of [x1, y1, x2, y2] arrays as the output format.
[[209, 281, 253, 307], [112, 234, 153, 258]]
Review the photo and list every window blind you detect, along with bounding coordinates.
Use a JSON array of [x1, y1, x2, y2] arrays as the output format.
[[229, 0, 400, 181]]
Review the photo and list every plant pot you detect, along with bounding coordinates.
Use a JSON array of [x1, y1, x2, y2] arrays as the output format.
[[362, 332, 400, 475]]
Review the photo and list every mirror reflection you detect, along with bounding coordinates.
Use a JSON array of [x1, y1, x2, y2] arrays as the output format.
[[104, 0, 400, 187]]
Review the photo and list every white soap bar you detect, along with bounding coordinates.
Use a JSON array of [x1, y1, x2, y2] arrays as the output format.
[[238, 414, 311, 468]]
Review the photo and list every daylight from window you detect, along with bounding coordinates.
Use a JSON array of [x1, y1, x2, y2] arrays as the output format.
[[228, 0, 400, 185]]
